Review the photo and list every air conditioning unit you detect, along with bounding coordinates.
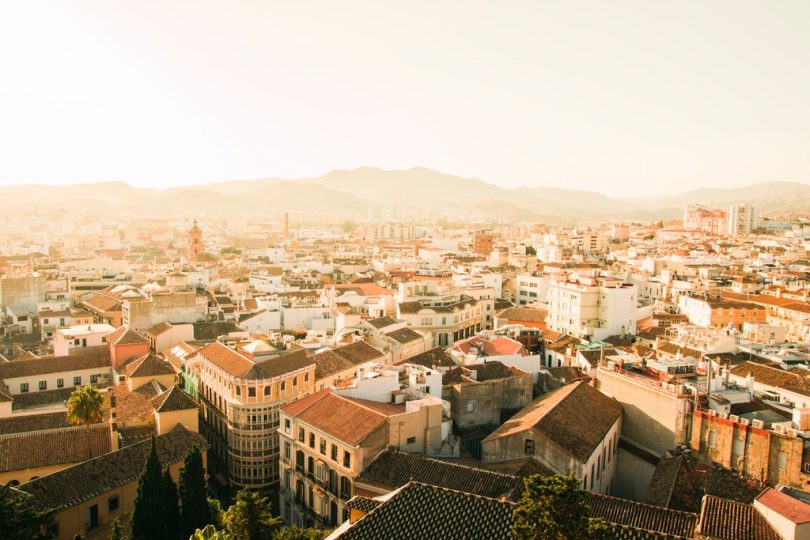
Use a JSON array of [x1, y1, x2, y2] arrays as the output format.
[[708, 409, 717, 417], [774, 424, 787, 434], [740, 418, 750, 426], [718, 412, 729, 420], [730, 414, 740, 423], [788, 428, 800, 437], [751, 419, 765, 429]]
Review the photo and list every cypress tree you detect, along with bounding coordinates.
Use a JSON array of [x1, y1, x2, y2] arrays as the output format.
[[179, 445, 209, 537], [162, 467, 180, 540], [130, 437, 164, 540]]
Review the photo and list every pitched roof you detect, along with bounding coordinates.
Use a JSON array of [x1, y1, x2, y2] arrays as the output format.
[[107, 325, 149, 346], [588, 492, 698, 539], [18, 424, 206, 511], [0, 347, 110, 379], [496, 306, 548, 323], [384, 327, 424, 344], [697, 495, 780, 540], [336, 481, 515, 540], [756, 488, 810, 525], [151, 386, 198, 412], [396, 347, 456, 369], [367, 316, 399, 329], [145, 321, 173, 337], [0, 411, 74, 435], [281, 389, 402, 446], [125, 353, 176, 378], [483, 381, 621, 462], [358, 448, 524, 501], [199, 342, 313, 380], [313, 341, 386, 379], [0, 423, 111, 473]]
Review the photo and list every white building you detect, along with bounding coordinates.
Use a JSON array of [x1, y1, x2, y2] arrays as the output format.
[[728, 204, 756, 236], [53, 324, 116, 357], [547, 276, 637, 341]]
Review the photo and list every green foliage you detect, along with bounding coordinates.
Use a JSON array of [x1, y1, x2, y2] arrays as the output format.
[[66, 385, 105, 459], [206, 497, 225, 530], [0, 483, 56, 540], [222, 489, 281, 540], [130, 438, 164, 540], [511, 474, 610, 540], [525, 245, 537, 256], [272, 526, 332, 540], [189, 525, 231, 540], [162, 468, 180, 540], [179, 445, 210, 538], [340, 220, 358, 234], [642, 233, 655, 240], [109, 518, 124, 540]]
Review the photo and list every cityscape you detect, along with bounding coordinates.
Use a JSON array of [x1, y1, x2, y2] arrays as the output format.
[[2, 2, 810, 540]]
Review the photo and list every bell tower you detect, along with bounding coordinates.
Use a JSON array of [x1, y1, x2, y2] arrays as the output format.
[[187, 219, 203, 261]]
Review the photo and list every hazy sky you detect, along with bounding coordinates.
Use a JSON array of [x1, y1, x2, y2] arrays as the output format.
[[1, 1, 809, 197]]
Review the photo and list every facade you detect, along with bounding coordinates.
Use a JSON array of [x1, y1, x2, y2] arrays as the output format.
[[727, 204, 756, 236], [482, 381, 622, 495], [547, 275, 637, 341], [187, 220, 203, 261], [194, 339, 315, 489], [472, 231, 494, 256], [279, 389, 445, 528], [53, 323, 115, 357], [396, 282, 483, 347]]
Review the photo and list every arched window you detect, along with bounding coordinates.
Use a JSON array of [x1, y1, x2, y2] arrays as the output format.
[[264, 386, 271, 396]]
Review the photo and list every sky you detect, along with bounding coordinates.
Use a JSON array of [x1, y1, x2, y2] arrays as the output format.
[[1, 1, 809, 197]]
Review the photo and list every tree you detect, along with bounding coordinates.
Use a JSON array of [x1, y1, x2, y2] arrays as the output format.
[[179, 445, 209, 538], [340, 220, 357, 234], [207, 498, 225, 530], [222, 489, 281, 540], [66, 385, 104, 460], [162, 468, 180, 540], [511, 474, 609, 540], [272, 526, 332, 540], [525, 245, 537, 256], [130, 438, 164, 540], [109, 518, 124, 540], [190, 525, 231, 540], [0, 483, 55, 540]]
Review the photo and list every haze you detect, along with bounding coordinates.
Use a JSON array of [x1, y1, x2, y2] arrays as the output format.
[[1, 1, 809, 197]]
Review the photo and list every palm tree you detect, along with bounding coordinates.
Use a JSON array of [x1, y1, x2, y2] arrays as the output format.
[[66, 385, 104, 460]]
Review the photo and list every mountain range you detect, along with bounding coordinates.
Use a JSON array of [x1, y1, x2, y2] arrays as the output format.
[[1, 167, 808, 223]]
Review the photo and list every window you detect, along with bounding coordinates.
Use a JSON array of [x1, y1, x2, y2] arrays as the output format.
[[38, 381, 47, 391], [343, 451, 351, 469], [57, 378, 64, 388], [804, 463, 810, 474], [309, 433, 315, 449], [235, 386, 241, 396], [20, 383, 29, 393], [708, 431, 717, 448], [298, 428, 305, 443], [292, 377, 298, 387], [524, 439, 535, 455], [732, 438, 744, 457], [74, 376, 81, 386], [438, 333, 448, 346], [264, 386, 271, 396], [320, 439, 327, 455], [248, 387, 256, 397], [90, 374, 98, 384], [304, 372, 309, 382], [281, 380, 286, 391], [331, 444, 338, 461], [778, 451, 787, 470], [466, 400, 475, 412], [406, 436, 416, 445], [283, 442, 291, 463], [108, 495, 119, 512], [284, 418, 291, 434]]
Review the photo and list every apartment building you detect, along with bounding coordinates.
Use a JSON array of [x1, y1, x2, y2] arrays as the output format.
[[547, 275, 637, 341], [727, 204, 756, 236], [515, 272, 550, 305], [395, 281, 483, 347], [194, 339, 315, 489], [278, 388, 445, 528], [678, 295, 766, 330]]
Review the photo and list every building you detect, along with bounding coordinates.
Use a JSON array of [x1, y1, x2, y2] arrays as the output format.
[[15, 425, 206, 540], [727, 204, 756, 236], [396, 282, 483, 347], [278, 388, 446, 528], [678, 295, 767, 330], [683, 204, 727, 235], [472, 231, 495, 256], [53, 324, 116, 357], [547, 275, 637, 341], [194, 339, 315, 489], [187, 219, 203, 261]]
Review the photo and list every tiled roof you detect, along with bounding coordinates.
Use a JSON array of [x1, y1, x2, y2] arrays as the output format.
[[358, 448, 524, 501], [108, 379, 165, 425], [697, 495, 780, 540], [107, 325, 148, 346], [756, 488, 810, 525], [18, 424, 206, 511], [11, 386, 80, 411], [482, 457, 556, 478], [496, 306, 547, 323], [125, 353, 176, 378], [345, 496, 381, 513], [396, 347, 456, 369], [367, 316, 399, 329], [587, 492, 698, 539], [151, 386, 197, 412], [730, 361, 804, 392], [686, 460, 767, 504], [336, 481, 515, 540], [191, 321, 243, 341], [200, 342, 313, 380], [384, 327, 424, 344], [0, 423, 111, 473], [313, 341, 385, 379], [281, 389, 402, 446], [0, 411, 73, 435], [483, 381, 621, 462], [145, 321, 173, 336], [0, 347, 110, 379]]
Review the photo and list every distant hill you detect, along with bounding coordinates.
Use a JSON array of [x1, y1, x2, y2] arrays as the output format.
[[1, 168, 808, 222]]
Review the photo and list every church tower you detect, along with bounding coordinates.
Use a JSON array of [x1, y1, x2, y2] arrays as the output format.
[[187, 219, 203, 261]]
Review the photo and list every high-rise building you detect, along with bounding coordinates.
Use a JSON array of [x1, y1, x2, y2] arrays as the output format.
[[187, 219, 203, 261], [727, 204, 756, 236]]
